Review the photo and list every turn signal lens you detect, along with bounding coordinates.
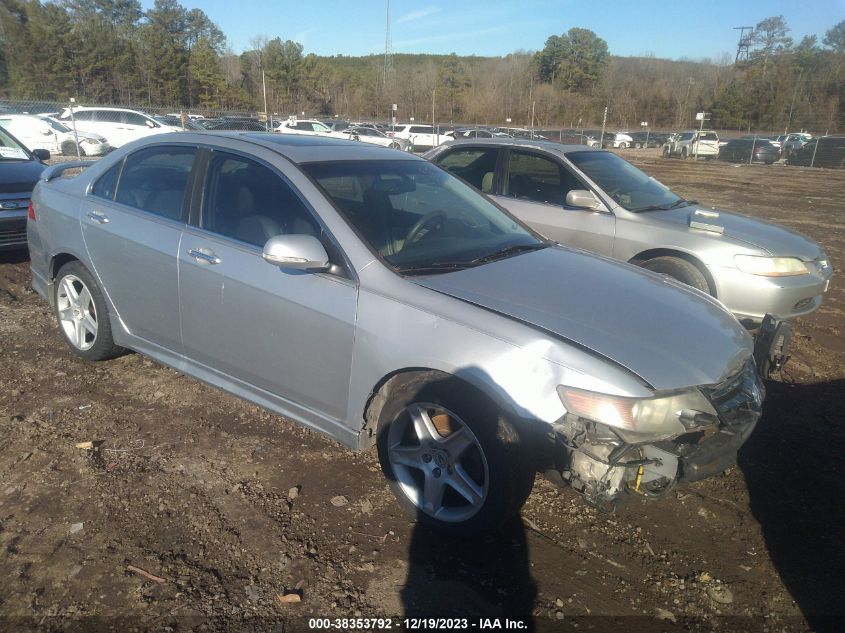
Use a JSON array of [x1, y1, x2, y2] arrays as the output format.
[[27, 201, 36, 221]]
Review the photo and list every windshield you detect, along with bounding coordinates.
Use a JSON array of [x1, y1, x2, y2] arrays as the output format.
[[42, 118, 71, 133], [567, 151, 686, 212], [303, 160, 542, 273], [0, 126, 31, 161]]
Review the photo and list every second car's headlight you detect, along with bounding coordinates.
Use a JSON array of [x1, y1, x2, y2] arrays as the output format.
[[734, 255, 809, 277], [557, 386, 718, 438]]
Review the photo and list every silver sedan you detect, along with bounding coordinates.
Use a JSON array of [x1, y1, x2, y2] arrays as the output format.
[[29, 132, 763, 534], [426, 139, 832, 328]]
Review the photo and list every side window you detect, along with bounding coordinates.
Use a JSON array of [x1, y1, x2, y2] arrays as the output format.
[[92, 160, 123, 200], [410, 126, 433, 134], [201, 153, 320, 248], [295, 122, 312, 131], [114, 146, 196, 220], [96, 110, 122, 124], [437, 148, 498, 192], [123, 112, 149, 127], [73, 111, 93, 121], [505, 151, 581, 204]]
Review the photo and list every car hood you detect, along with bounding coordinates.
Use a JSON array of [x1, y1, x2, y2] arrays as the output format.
[[648, 205, 824, 259], [414, 247, 752, 390], [0, 159, 45, 193]]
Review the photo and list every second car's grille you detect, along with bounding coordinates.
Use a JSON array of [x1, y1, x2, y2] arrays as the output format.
[[0, 227, 27, 246]]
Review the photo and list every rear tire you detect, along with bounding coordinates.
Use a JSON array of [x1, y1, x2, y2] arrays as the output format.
[[54, 261, 124, 361], [640, 256, 710, 295], [376, 374, 535, 535]]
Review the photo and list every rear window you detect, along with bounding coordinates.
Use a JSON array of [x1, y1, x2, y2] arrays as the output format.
[[409, 126, 434, 134]]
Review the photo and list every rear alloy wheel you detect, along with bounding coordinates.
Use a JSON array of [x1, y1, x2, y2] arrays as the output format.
[[640, 256, 710, 294], [377, 375, 534, 535], [634, 142, 643, 149], [619, 142, 628, 149], [54, 262, 123, 361]]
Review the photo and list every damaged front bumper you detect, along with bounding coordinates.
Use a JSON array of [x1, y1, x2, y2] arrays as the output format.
[[547, 361, 764, 508]]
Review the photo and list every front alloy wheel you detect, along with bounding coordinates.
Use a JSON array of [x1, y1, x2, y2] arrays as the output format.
[[387, 403, 489, 523], [57, 274, 98, 351]]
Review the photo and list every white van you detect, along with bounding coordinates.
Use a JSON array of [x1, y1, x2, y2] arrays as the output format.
[[58, 107, 181, 148]]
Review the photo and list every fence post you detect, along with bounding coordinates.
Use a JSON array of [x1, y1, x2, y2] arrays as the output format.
[[68, 98, 82, 160], [749, 134, 757, 165]]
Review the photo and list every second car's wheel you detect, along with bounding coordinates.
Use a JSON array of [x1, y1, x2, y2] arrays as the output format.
[[389, 142, 401, 149], [619, 142, 628, 149], [662, 146, 670, 158], [61, 140, 78, 156], [54, 261, 124, 361], [376, 374, 535, 535], [640, 256, 710, 294], [634, 142, 642, 149], [681, 148, 688, 159]]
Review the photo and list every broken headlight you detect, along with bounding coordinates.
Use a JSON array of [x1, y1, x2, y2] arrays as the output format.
[[557, 386, 719, 439]]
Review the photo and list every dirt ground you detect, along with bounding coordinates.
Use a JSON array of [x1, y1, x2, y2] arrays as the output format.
[[1, 152, 843, 632]]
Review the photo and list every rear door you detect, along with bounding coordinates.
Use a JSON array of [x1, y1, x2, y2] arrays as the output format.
[[81, 144, 197, 351], [178, 146, 357, 421], [491, 149, 615, 254]]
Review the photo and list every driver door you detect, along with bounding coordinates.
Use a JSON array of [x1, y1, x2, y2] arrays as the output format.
[[490, 149, 615, 255]]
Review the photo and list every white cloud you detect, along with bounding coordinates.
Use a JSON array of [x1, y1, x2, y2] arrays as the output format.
[[396, 6, 441, 25]]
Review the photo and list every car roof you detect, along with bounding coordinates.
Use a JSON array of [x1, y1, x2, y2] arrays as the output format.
[[136, 131, 421, 163], [435, 137, 601, 156]]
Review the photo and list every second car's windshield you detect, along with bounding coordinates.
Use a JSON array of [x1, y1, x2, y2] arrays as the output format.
[[566, 151, 685, 212], [0, 127, 31, 161], [303, 160, 542, 273]]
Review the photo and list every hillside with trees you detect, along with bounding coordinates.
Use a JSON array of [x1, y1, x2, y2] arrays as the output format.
[[1, 0, 843, 132]]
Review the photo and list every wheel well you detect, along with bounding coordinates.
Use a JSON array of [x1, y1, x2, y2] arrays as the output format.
[[50, 253, 80, 281], [362, 368, 506, 448], [629, 249, 717, 297]]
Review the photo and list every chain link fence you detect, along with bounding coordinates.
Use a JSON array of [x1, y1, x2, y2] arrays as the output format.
[[1, 98, 841, 167]]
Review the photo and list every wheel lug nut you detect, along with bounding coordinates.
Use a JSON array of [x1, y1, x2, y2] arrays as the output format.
[[432, 467, 441, 478], [422, 454, 432, 463]]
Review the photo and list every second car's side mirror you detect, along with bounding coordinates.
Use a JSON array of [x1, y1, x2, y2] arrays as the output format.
[[32, 148, 51, 161], [262, 234, 330, 272], [566, 189, 603, 211]]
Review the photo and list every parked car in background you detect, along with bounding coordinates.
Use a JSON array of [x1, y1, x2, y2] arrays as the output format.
[[201, 118, 267, 131], [58, 106, 180, 148], [718, 138, 780, 165], [391, 124, 447, 151], [0, 113, 111, 156], [628, 132, 662, 149], [663, 130, 720, 158], [781, 133, 812, 158], [786, 135, 845, 168], [275, 118, 351, 139], [153, 115, 206, 131], [426, 138, 832, 365], [601, 132, 634, 149], [30, 132, 765, 532], [343, 126, 410, 150], [0, 125, 49, 251]]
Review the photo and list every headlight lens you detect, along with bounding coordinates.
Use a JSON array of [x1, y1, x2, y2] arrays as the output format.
[[735, 255, 809, 277], [557, 386, 717, 437]]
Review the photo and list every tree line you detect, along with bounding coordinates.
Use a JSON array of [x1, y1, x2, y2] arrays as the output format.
[[1, 1, 843, 132]]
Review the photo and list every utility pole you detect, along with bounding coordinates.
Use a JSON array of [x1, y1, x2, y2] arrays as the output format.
[[432, 88, 437, 144], [784, 68, 803, 135], [383, 0, 393, 91], [261, 67, 269, 131], [599, 106, 608, 147], [679, 77, 694, 128]]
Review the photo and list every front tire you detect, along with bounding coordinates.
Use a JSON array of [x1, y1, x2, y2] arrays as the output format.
[[54, 261, 124, 361], [376, 374, 534, 535], [640, 256, 710, 294], [61, 140, 78, 156]]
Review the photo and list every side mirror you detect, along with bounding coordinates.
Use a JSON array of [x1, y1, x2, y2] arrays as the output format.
[[41, 129, 52, 135], [262, 234, 329, 272], [566, 189, 603, 211], [146, 120, 157, 128], [32, 149, 51, 161]]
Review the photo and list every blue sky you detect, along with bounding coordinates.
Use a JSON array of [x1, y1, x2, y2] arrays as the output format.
[[144, 0, 845, 60]]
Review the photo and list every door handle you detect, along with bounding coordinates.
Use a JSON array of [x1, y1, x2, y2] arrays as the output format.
[[187, 248, 221, 265], [86, 211, 109, 224]]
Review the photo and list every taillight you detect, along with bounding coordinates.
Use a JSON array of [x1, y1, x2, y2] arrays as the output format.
[[27, 201, 36, 221]]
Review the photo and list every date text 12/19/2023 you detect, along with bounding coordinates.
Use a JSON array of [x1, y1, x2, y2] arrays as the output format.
[[308, 618, 529, 629]]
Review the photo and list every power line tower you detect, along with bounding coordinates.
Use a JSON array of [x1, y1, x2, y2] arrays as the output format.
[[734, 26, 753, 63], [383, 0, 393, 90]]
